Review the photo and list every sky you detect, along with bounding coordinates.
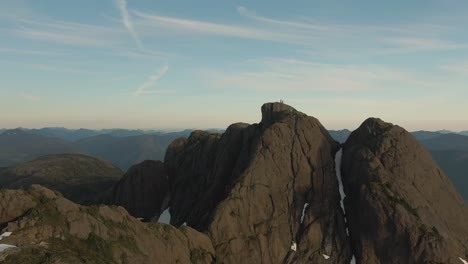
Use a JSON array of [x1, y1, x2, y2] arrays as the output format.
[[1, 0, 468, 131]]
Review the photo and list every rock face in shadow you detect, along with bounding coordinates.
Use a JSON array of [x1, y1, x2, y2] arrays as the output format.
[[165, 102, 351, 263], [341, 118, 468, 264], [0, 185, 214, 264], [110, 160, 169, 221]]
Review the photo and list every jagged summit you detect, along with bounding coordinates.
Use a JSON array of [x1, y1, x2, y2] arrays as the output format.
[[260, 102, 300, 124], [165, 101, 350, 263]]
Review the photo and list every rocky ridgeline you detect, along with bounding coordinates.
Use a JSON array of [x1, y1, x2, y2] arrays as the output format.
[[1, 102, 467, 264], [0, 185, 214, 264]]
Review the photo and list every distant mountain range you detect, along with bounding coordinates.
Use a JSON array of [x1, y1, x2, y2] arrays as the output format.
[[0, 128, 192, 169], [4, 127, 194, 141]]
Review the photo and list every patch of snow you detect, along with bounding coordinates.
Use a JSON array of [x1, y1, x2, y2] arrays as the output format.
[[460, 257, 468, 264], [182, 222, 187, 226], [137, 218, 144, 221], [0, 232, 12, 241], [157, 208, 171, 224], [300, 203, 309, 223], [323, 254, 330, 259], [335, 150, 347, 217], [335, 149, 357, 264], [0, 244, 16, 253], [290, 241, 297, 251]]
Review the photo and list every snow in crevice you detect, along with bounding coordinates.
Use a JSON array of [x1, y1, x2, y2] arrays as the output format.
[[335, 148, 356, 264], [335, 150, 347, 224], [0, 232, 17, 253], [156, 208, 171, 224], [323, 254, 330, 260], [0, 244, 16, 253], [300, 203, 309, 224], [460, 257, 468, 264], [290, 241, 297, 251], [0, 232, 12, 241]]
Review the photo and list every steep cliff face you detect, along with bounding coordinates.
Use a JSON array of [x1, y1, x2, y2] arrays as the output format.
[[110, 160, 169, 221], [341, 118, 468, 264], [165, 102, 351, 263], [0, 185, 214, 264]]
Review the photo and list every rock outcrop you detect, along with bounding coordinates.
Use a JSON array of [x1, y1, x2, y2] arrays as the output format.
[[110, 160, 169, 221], [165, 102, 351, 263], [0, 185, 215, 264], [341, 118, 468, 263]]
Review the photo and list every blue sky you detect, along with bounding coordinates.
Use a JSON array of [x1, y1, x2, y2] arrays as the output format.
[[1, 0, 468, 131]]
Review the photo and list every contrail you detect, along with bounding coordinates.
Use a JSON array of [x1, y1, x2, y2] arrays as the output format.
[[134, 65, 170, 96], [116, 0, 143, 50]]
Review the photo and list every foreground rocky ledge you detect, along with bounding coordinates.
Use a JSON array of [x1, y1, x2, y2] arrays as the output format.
[[0, 185, 214, 264]]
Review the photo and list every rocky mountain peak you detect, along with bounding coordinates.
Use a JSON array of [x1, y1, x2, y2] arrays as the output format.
[[165, 102, 351, 263], [342, 118, 468, 263], [346, 117, 395, 146], [260, 102, 299, 125]]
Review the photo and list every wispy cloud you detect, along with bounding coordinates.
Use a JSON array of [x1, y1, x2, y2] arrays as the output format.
[[0, 47, 64, 56], [133, 11, 310, 44], [384, 37, 465, 52], [114, 49, 169, 60], [115, 0, 143, 50], [12, 18, 124, 47], [236, 6, 329, 32], [10, 62, 94, 74], [439, 62, 468, 75], [132, 6, 464, 55], [19, 92, 41, 102], [134, 65, 171, 96], [203, 58, 439, 92]]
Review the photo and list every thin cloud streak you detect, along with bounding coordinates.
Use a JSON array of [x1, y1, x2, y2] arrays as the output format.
[[134, 65, 170, 96], [203, 58, 440, 92], [439, 63, 468, 75], [115, 0, 143, 50], [0, 47, 64, 56], [15, 28, 111, 47], [12, 18, 125, 47], [19, 92, 41, 102], [384, 37, 465, 51], [133, 11, 312, 44], [132, 7, 465, 54], [236, 6, 329, 32]]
